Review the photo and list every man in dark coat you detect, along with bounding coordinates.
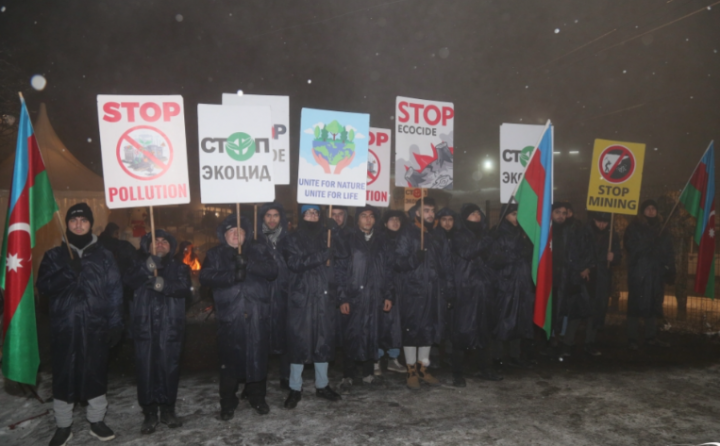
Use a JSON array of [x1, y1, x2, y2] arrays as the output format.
[[395, 197, 453, 389], [37, 203, 122, 445], [199, 214, 278, 421], [551, 202, 594, 357], [337, 205, 393, 393], [257, 202, 291, 389], [624, 199, 675, 349], [98, 222, 138, 337], [123, 229, 191, 434], [434, 206, 457, 348], [488, 203, 535, 368], [377, 211, 407, 374], [281, 205, 344, 408], [580, 212, 623, 356], [449, 204, 502, 386]]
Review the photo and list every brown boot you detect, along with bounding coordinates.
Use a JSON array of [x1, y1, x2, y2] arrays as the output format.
[[417, 363, 440, 386], [406, 364, 421, 390]]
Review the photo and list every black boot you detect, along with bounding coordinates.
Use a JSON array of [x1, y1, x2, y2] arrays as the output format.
[[90, 421, 115, 441], [48, 426, 72, 446], [160, 404, 183, 428], [316, 386, 342, 401], [141, 404, 159, 435], [452, 372, 466, 387], [284, 390, 302, 409], [248, 396, 270, 415]]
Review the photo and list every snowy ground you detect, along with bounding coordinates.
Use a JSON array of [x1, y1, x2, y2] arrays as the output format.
[[2, 323, 720, 445]]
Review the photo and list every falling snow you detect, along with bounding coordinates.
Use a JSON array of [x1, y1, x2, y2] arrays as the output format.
[[176, 14, 184, 22], [30, 74, 47, 91]]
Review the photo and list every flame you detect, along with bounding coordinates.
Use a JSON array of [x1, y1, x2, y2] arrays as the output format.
[[183, 249, 201, 271]]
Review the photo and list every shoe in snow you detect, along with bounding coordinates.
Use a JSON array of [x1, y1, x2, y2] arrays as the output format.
[[452, 373, 466, 388], [316, 386, 342, 402], [90, 421, 115, 441], [160, 406, 183, 428], [284, 390, 302, 409], [387, 358, 405, 373], [49, 427, 73, 446], [248, 397, 270, 415], [417, 363, 441, 386]]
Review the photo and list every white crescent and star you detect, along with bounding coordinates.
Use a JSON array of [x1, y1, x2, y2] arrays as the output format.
[[6, 222, 30, 273]]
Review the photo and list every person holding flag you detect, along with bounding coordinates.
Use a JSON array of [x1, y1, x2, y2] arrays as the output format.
[[37, 204, 124, 445], [624, 199, 675, 349]]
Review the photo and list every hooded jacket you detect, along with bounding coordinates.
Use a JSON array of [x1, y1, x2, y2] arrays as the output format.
[[585, 219, 622, 327], [281, 216, 347, 363], [335, 206, 392, 361], [123, 230, 191, 406], [487, 219, 535, 341], [37, 236, 123, 402], [199, 215, 278, 382], [624, 211, 675, 318], [256, 202, 290, 355], [552, 219, 594, 324], [449, 205, 497, 349], [377, 210, 407, 350]]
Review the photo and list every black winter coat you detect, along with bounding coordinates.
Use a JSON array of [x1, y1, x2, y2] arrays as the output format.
[[586, 223, 622, 327], [395, 223, 454, 346], [337, 223, 392, 362], [123, 230, 191, 406], [450, 211, 497, 349], [199, 215, 278, 382], [37, 237, 123, 402], [256, 203, 290, 355], [281, 222, 344, 364], [624, 217, 675, 318], [488, 220, 535, 341], [553, 223, 594, 324], [378, 229, 403, 351]]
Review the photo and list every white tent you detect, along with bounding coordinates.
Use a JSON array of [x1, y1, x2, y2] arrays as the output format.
[[0, 103, 110, 275]]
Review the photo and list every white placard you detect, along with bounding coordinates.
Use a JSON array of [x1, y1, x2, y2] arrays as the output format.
[[198, 104, 274, 204], [394, 96, 454, 190], [222, 94, 290, 185], [499, 123, 545, 203], [366, 128, 391, 207], [97, 95, 190, 209], [297, 108, 370, 207]]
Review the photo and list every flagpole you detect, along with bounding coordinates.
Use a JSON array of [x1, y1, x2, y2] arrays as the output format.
[[149, 206, 157, 277], [660, 140, 713, 234], [607, 213, 614, 268], [18, 92, 75, 260], [327, 205, 332, 266], [236, 203, 242, 255], [497, 120, 553, 225], [420, 189, 425, 250]]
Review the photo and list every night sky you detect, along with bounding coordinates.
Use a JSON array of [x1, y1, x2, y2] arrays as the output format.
[[1, 0, 719, 209]]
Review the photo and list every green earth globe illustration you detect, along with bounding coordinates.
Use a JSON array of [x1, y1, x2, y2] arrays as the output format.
[[312, 120, 356, 165]]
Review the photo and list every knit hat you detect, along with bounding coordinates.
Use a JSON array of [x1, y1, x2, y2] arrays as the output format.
[[65, 203, 94, 227]]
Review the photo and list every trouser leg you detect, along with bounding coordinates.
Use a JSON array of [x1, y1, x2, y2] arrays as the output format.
[[314, 363, 329, 389], [86, 394, 108, 423], [586, 318, 597, 344], [627, 316, 639, 341], [360, 359, 374, 378], [289, 364, 304, 391], [243, 379, 267, 401], [342, 351, 358, 379], [280, 354, 291, 381], [388, 348, 400, 359], [451, 349, 464, 374], [219, 366, 240, 410], [53, 399, 74, 428], [508, 339, 521, 359], [403, 347, 418, 365], [645, 317, 657, 340], [563, 318, 582, 346], [417, 346, 432, 366]]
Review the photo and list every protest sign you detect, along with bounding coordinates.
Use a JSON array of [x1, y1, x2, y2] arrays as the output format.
[[499, 123, 545, 203], [586, 139, 646, 215], [97, 95, 190, 209], [366, 128, 391, 207], [222, 93, 290, 185], [403, 187, 428, 212], [297, 108, 369, 207], [394, 96, 454, 190], [198, 104, 274, 204]]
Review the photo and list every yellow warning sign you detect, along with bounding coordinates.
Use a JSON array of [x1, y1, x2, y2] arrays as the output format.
[[586, 139, 646, 215]]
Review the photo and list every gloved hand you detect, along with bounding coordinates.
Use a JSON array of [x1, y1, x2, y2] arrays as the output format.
[[145, 255, 163, 273], [69, 256, 82, 274], [107, 326, 123, 347], [416, 249, 426, 264], [145, 276, 165, 292], [326, 218, 338, 230], [235, 254, 248, 282]]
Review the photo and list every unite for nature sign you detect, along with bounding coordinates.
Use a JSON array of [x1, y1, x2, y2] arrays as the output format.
[[222, 94, 290, 185], [394, 96, 454, 190], [198, 104, 274, 203], [499, 123, 545, 203], [586, 139, 646, 215], [97, 95, 191, 208], [366, 128, 391, 207], [297, 108, 370, 207]]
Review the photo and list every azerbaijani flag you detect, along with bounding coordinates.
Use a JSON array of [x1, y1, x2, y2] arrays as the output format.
[[514, 121, 554, 337], [679, 142, 716, 299], [0, 96, 58, 385]]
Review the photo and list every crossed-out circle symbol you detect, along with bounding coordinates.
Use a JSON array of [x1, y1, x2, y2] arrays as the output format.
[[598, 145, 635, 184], [116, 125, 174, 181], [367, 149, 381, 185]]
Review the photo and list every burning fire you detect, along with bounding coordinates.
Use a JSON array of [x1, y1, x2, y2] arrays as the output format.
[[183, 247, 201, 271]]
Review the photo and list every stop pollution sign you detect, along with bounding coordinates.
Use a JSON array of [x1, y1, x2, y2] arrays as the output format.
[[366, 128, 391, 207], [97, 95, 191, 209]]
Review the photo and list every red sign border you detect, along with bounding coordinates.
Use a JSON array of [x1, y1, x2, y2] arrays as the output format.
[[367, 149, 381, 186], [598, 144, 635, 184], [116, 125, 174, 181]]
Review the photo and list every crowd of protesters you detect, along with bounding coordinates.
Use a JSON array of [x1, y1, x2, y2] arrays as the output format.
[[36, 197, 676, 445]]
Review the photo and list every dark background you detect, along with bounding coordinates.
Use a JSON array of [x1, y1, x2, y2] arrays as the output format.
[[1, 0, 718, 212]]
